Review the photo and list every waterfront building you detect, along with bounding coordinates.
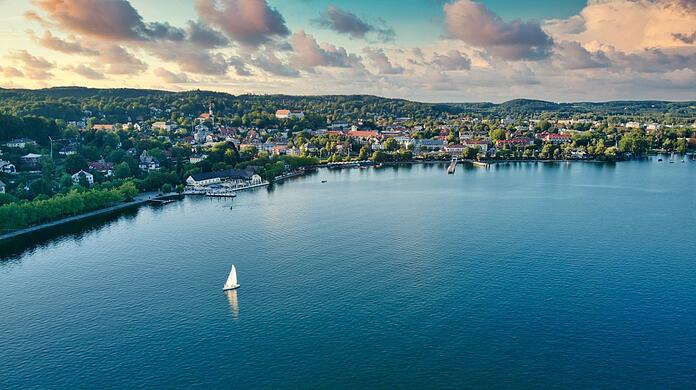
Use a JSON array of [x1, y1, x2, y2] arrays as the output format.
[[186, 169, 263, 188], [0, 180, 5, 194]]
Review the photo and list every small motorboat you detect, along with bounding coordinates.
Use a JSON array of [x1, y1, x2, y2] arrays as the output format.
[[321, 180, 327, 183]]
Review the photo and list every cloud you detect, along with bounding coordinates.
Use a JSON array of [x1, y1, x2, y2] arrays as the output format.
[[29, 30, 99, 55], [0, 66, 25, 78], [94, 45, 147, 75], [187, 20, 229, 48], [673, 31, 696, 43], [194, 0, 290, 46], [545, 0, 696, 52], [66, 64, 105, 79], [245, 48, 299, 77], [313, 6, 395, 42], [431, 50, 472, 70], [553, 41, 611, 69], [146, 43, 232, 75], [154, 67, 191, 83], [9, 50, 54, 79], [363, 47, 404, 74], [31, 0, 185, 41], [444, 0, 553, 61], [289, 30, 362, 72]]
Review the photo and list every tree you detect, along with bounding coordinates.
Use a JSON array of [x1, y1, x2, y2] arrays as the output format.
[[383, 138, 398, 152], [161, 183, 172, 194], [114, 162, 131, 179], [358, 145, 370, 160], [462, 147, 477, 159], [489, 128, 506, 142], [65, 154, 89, 173]]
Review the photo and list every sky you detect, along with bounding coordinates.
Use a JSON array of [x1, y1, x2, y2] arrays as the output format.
[[0, 0, 695, 103]]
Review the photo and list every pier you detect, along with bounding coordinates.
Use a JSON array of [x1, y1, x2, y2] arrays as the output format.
[[447, 157, 458, 174]]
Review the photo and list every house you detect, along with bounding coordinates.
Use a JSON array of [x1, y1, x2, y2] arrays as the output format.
[[275, 109, 305, 119], [20, 153, 42, 169], [544, 133, 573, 145], [59, 145, 78, 156], [72, 170, 94, 186], [0, 159, 16, 174], [413, 139, 445, 152], [463, 140, 489, 152], [152, 121, 175, 131], [139, 150, 160, 171], [347, 130, 379, 144], [0, 180, 5, 194], [189, 154, 208, 164], [89, 159, 114, 176], [3, 138, 37, 149], [443, 144, 466, 154], [198, 112, 212, 123], [496, 138, 534, 148], [92, 124, 114, 131], [186, 169, 264, 188]]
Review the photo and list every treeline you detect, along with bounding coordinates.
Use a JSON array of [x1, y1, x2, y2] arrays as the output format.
[[0, 114, 60, 145], [0, 181, 138, 233]]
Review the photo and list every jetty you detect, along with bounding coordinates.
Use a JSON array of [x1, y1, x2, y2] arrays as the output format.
[[447, 157, 458, 174], [472, 161, 491, 168]]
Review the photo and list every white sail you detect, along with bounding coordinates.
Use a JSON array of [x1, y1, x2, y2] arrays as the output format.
[[223, 265, 240, 290]]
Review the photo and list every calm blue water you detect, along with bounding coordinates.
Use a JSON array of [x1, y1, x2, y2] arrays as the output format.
[[2, 160, 696, 388]]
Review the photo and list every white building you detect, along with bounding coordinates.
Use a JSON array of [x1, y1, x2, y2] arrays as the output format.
[[186, 169, 264, 188], [275, 109, 305, 120], [0, 180, 5, 194], [0, 160, 16, 174], [152, 121, 176, 132], [4, 138, 37, 149], [72, 170, 94, 186]]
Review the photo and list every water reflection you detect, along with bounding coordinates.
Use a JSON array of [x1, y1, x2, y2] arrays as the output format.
[[0, 207, 141, 261], [224, 289, 240, 320]]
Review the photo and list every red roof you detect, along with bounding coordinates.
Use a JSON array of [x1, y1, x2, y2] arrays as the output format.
[[347, 130, 379, 138]]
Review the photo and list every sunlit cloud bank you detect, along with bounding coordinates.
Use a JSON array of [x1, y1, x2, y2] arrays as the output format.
[[0, 0, 695, 102]]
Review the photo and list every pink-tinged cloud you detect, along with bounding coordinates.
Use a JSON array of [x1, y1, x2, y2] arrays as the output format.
[[9, 50, 55, 80], [0, 66, 25, 78], [289, 30, 362, 72], [363, 47, 403, 75], [29, 30, 99, 55], [154, 67, 191, 83], [95, 45, 147, 75], [66, 64, 105, 80], [553, 41, 610, 70], [444, 0, 553, 61], [431, 50, 472, 71], [194, 0, 290, 46], [32, 0, 184, 41]]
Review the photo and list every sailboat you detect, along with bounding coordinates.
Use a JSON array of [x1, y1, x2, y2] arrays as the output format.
[[223, 265, 240, 291]]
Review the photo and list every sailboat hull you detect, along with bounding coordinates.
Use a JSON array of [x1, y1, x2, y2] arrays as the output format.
[[223, 284, 240, 291]]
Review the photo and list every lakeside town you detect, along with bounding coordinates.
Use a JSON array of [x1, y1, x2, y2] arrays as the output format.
[[1, 90, 695, 234]]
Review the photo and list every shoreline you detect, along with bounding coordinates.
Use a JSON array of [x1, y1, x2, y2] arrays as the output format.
[[0, 192, 177, 243], [1, 157, 686, 243]]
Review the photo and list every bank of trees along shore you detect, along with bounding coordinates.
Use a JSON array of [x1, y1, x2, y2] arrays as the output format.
[[0, 181, 138, 233]]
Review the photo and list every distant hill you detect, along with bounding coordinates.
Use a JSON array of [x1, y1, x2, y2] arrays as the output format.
[[0, 87, 694, 122]]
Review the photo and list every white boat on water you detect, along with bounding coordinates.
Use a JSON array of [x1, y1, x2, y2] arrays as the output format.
[[223, 265, 240, 291]]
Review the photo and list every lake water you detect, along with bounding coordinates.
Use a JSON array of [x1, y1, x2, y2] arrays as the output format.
[[2, 160, 696, 388]]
